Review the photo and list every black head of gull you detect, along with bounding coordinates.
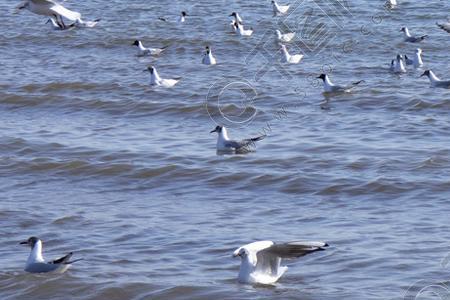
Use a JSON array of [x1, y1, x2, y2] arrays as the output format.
[[317, 74, 327, 81], [229, 12, 237, 17], [210, 125, 223, 133], [420, 70, 431, 77], [132, 40, 140, 46], [147, 66, 155, 74], [20, 236, 39, 248], [181, 11, 187, 17], [205, 46, 211, 53]]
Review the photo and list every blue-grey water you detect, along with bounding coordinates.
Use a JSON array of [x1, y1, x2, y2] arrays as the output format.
[[1, 0, 450, 299]]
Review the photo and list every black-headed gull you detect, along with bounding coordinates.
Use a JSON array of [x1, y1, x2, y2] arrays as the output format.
[[132, 40, 167, 56], [272, 0, 290, 16], [276, 29, 295, 42], [146, 66, 180, 88], [280, 44, 303, 64], [405, 48, 423, 68], [233, 240, 329, 284], [20, 236, 82, 274], [400, 27, 427, 43], [210, 126, 265, 152], [317, 74, 364, 93], [420, 70, 450, 89], [17, 0, 81, 29], [202, 46, 217, 65]]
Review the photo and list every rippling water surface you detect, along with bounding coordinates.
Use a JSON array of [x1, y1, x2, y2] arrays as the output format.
[[1, 0, 450, 299]]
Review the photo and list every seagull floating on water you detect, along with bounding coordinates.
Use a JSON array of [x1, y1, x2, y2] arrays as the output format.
[[202, 46, 217, 65], [392, 54, 406, 73], [405, 48, 423, 68], [280, 44, 303, 64], [400, 27, 427, 43], [234, 22, 253, 36], [159, 11, 188, 23], [420, 70, 450, 89], [20, 236, 82, 274], [210, 126, 265, 152], [276, 30, 295, 42], [146, 66, 180, 88], [437, 20, 450, 33], [132, 40, 167, 56], [233, 240, 329, 284], [317, 74, 364, 93], [272, 0, 290, 16], [17, 0, 81, 29]]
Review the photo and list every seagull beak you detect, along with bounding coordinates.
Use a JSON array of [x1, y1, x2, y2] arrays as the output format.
[[19, 241, 28, 245], [420, 72, 426, 77], [210, 129, 217, 133]]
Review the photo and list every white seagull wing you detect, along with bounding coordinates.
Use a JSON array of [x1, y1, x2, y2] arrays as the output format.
[[49, 3, 81, 21]]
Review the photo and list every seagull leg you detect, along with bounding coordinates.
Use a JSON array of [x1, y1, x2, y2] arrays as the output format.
[[53, 14, 63, 29], [57, 15, 66, 29]]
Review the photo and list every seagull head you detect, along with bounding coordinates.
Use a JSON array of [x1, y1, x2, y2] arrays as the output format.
[[396, 54, 403, 61], [210, 125, 223, 134], [205, 46, 211, 53], [316, 74, 327, 81], [400, 27, 406, 32], [416, 48, 422, 54], [420, 70, 431, 78], [20, 236, 40, 248], [229, 12, 237, 17], [147, 66, 155, 74], [132, 40, 140, 46], [232, 247, 248, 258], [181, 11, 188, 17]]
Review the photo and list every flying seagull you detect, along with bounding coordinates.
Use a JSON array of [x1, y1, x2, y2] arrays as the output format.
[[233, 240, 329, 284], [17, 0, 81, 29]]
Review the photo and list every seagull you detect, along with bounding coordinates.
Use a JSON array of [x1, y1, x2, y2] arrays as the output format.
[[280, 44, 303, 64], [20, 236, 82, 274], [210, 126, 265, 152], [405, 48, 423, 68], [132, 40, 167, 56], [437, 20, 450, 33], [146, 66, 180, 88], [17, 0, 81, 29], [272, 0, 290, 16], [233, 240, 329, 284], [392, 54, 406, 73], [159, 11, 188, 23], [234, 22, 253, 36], [75, 18, 100, 28], [420, 70, 450, 89], [317, 74, 364, 93], [202, 46, 217, 65], [46, 18, 74, 30], [276, 30, 295, 42], [400, 27, 427, 43]]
